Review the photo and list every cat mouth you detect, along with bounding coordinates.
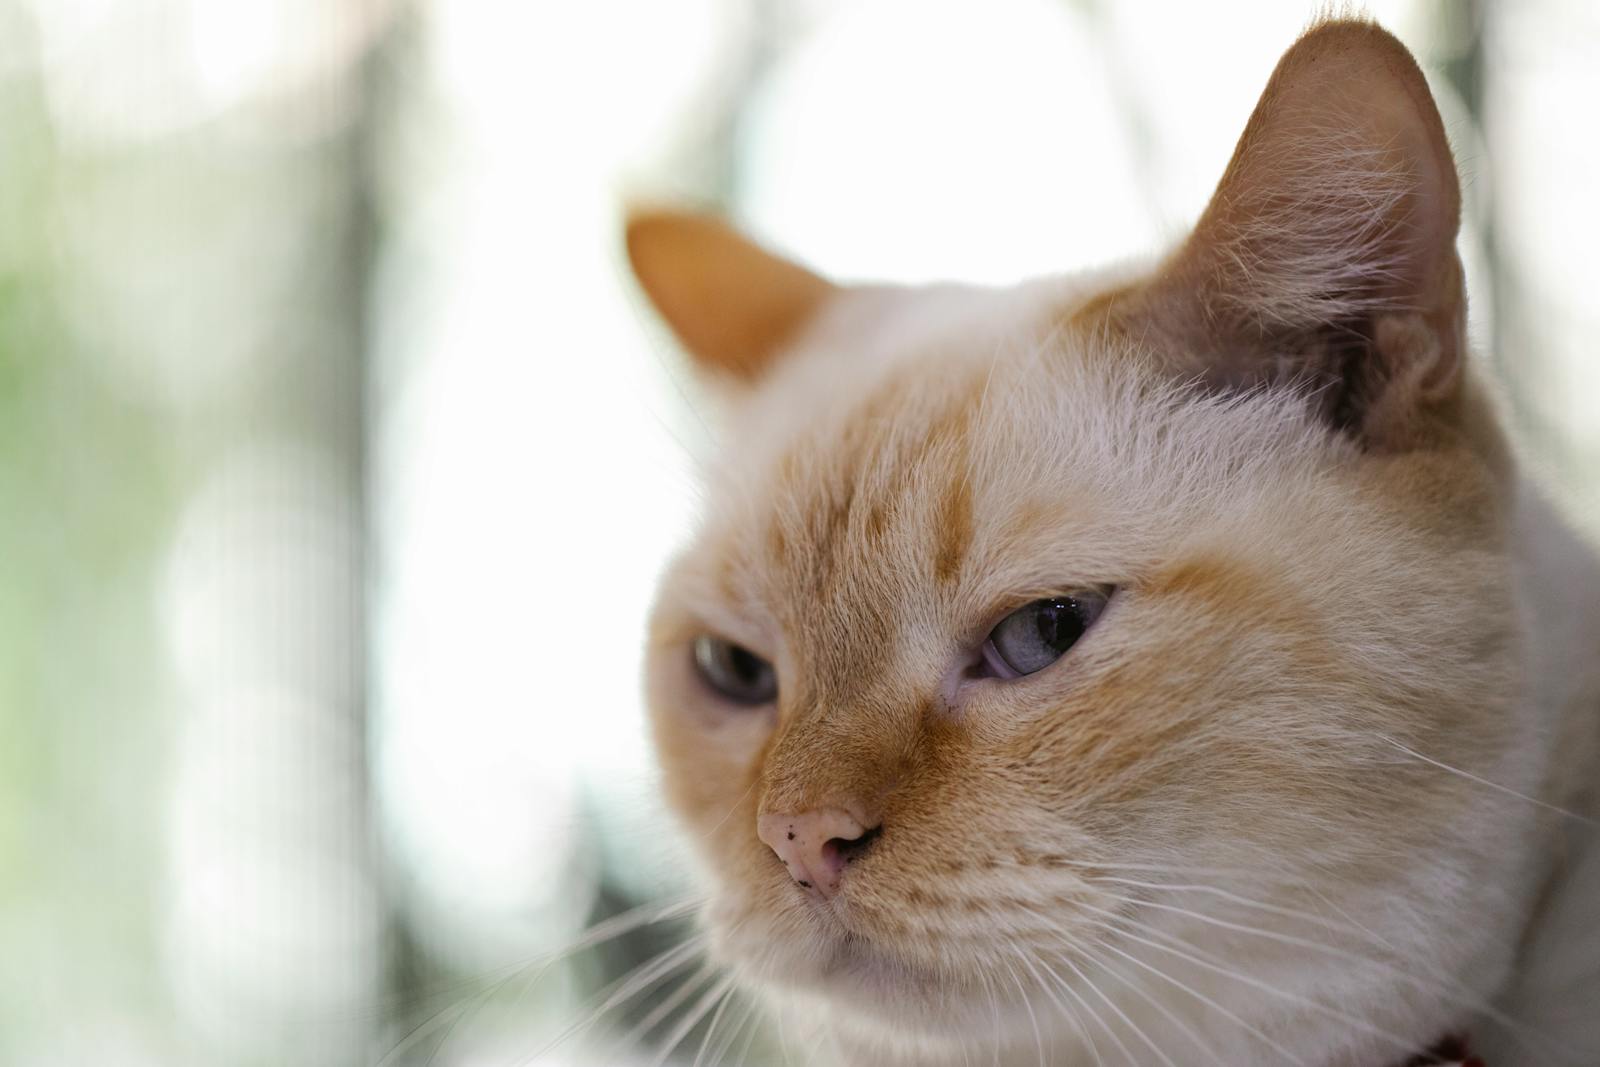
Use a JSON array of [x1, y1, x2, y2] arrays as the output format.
[[715, 889, 971, 1012], [716, 900, 1009, 1038]]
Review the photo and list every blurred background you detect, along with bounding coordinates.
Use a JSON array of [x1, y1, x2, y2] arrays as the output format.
[[1, 0, 1595, 1064]]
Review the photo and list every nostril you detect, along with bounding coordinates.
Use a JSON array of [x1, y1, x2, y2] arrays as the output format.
[[828, 823, 882, 867], [758, 809, 882, 897]]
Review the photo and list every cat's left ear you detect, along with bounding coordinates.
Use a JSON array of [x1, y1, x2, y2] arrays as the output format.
[[1089, 20, 1466, 450], [625, 210, 838, 382]]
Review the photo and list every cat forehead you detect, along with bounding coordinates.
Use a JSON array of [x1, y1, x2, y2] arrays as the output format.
[[749, 274, 1100, 414], [717, 273, 1107, 490], [686, 280, 1342, 636]]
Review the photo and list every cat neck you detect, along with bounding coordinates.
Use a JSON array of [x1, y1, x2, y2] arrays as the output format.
[[1478, 467, 1600, 1060], [1509, 474, 1600, 823]]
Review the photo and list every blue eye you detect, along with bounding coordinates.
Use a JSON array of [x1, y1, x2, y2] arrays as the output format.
[[692, 635, 778, 705], [982, 591, 1110, 677]]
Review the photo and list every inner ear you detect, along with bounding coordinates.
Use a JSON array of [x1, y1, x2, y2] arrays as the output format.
[[625, 210, 838, 383], [1085, 19, 1466, 450]]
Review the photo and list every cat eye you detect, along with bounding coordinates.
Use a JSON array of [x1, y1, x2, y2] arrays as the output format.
[[981, 591, 1110, 678], [691, 635, 778, 706]]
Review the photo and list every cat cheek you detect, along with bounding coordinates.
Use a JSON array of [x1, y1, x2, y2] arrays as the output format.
[[646, 645, 780, 836]]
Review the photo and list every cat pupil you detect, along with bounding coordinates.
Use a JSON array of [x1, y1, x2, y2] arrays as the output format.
[[986, 591, 1107, 676], [729, 646, 763, 684], [1036, 598, 1084, 652], [692, 635, 778, 705]]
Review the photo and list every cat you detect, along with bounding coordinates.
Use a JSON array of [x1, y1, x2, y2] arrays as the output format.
[[625, 17, 1600, 1067]]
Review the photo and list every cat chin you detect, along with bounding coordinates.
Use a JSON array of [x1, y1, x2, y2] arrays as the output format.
[[708, 904, 1002, 1044], [743, 950, 1066, 1067]]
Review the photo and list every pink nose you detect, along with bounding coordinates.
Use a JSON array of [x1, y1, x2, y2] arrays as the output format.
[[757, 808, 880, 898]]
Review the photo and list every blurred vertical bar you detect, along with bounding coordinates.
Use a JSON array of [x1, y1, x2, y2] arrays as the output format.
[[0, 0, 398, 1063], [1485, 0, 1600, 528], [157, 2, 396, 1063]]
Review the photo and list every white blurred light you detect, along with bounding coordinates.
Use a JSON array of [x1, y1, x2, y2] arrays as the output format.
[[1490, 1, 1600, 460], [166, 689, 377, 1039], [744, 0, 1428, 286], [744, 0, 1158, 284], [373, 0, 707, 974], [28, 0, 385, 146], [165, 443, 356, 706], [162, 443, 376, 1063]]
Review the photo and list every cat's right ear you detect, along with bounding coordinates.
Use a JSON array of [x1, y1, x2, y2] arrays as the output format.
[[625, 211, 838, 383]]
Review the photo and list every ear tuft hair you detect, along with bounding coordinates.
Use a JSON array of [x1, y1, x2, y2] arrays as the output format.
[[1081, 19, 1466, 451]]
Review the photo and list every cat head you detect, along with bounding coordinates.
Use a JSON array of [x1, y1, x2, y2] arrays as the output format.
[[631, 20, 1530, 1064]]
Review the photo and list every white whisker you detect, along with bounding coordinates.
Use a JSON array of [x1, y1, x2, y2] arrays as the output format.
[[646, 973, 738, 1067], [1094, 884, 1551, 1043], [701, 780, 758, 840], [1074, 938, 1230, 1067], [532, 933, 707, 1060], [1092, 875, 1392, 948], [1075, 922, 1308, 1066], [618, 960, 719, 1051], [1058, 952, 1180, 1067], [1079, 901, 1425, 1057], [689, 978, 739, 1067], [1035, 955, 1139, 1066], [1003, 956, 1047, 1067], [1378, 735, 1599, 828], [979, 967, 1002, 1067], [375, 998, 471, 1067], [726, 995, 765, 1067], [373, 894, 701, 1052], [1018, 950, 1104, 1067]]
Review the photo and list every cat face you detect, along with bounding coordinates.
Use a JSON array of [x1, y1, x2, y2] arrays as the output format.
[[634, 20, 1537, 1065]]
